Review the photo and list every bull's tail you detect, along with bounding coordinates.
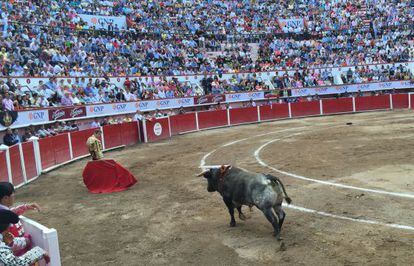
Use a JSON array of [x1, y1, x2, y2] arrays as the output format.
[[265, 174, 292, 204]]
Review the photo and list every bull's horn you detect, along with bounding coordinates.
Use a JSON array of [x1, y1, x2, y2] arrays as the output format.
[[196, 170, 208, 177]]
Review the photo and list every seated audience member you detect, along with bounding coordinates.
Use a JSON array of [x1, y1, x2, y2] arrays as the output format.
[[0, 209, 49, 265], [154, 109, 163, 118], [69, 121, 79, 131], [13, 129, 22, 143], [90, 118, 100, 128], [0, 182, 41, 257], [21, 128, 34, 142], [3, 128, 19, 146], [133, 111, 144, 121], [37, 125, 51, 138]]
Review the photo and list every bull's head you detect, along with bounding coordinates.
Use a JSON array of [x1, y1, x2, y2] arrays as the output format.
[[197, 165, 231, 192]]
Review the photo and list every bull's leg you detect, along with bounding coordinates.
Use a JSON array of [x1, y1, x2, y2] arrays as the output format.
[[262, 208, 281, 240], [223, 197, 236, 227], [273, 205, 286, 236], [237, 206, 247, 221]]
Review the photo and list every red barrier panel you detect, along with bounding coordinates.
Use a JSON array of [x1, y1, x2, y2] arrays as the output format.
[[103, 124, 123, 149], [39, 137, 55, 169], [355, 95, 390, 111], [39, 134, 71, 169], [0, 151, 8, 182], [22, 142, 37, 181], [9, 145, 24, 186], [392, 94, 409, 109], [230, 107, 258, 125], [145, 117, 171, 142], [120, 122, 139, 146], [260, 104, 290, 121], [71, 129, 96, 158], [53, 134, 71, 165], [169, 113, 197, 135], [198, 110, 228, 129], [291, 100, 321, 117], [322, 98, 354, 114]]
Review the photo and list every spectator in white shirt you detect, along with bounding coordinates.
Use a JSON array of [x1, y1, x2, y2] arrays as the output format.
[[90, 118, 100, 129]]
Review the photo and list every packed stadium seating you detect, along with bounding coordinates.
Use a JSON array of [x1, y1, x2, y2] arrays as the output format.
[[0, 0, 413, 109]]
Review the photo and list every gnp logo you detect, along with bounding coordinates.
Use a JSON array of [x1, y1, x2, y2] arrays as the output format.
[[228, 94, 241, 100], [28, 112, 45, 121], [112, 104, 127, 111], [156, 100, 170, 108], [138, 102, 149, 109], [178, 98, 192, 105], [89, 106, 105, 113], [248, 92, 262, 98]]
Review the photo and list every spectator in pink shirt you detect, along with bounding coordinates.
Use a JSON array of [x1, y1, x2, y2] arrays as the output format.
[[2, 93, 14, 111]]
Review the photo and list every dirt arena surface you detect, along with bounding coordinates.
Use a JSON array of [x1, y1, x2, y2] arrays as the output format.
[[16, 110, 414, 265]]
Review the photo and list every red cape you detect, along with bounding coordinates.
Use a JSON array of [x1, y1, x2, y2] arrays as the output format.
[[82, 160, 137, 194]]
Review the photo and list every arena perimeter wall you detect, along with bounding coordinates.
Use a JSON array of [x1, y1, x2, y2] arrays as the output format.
[[0, 92, 412, 265]]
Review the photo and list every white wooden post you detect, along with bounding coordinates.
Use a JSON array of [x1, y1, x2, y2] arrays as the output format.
[[18, 143, 27, 184], [29, 136, 42, 176], [352, 97, 356, 112], [67, 133, 73, 159], [195, 112, 200, 131]]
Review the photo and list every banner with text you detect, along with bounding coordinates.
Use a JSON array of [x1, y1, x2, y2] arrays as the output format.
[[78, 14, 127, 30], [225, 91, 265, 103], [277, 18, 305, 33], [291, 80, 414, 97], [137, 97, 195, 111]]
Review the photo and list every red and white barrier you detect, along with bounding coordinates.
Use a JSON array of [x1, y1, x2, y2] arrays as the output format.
[[290, 100, 321, 117], [0, 93, 410, 265], [142, 117, 171, 142], [259, 103, 290, 121], [169, 113, 198, 135]]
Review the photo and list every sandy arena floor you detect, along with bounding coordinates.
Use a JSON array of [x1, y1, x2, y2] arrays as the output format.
[[16, 110, 414, 265]]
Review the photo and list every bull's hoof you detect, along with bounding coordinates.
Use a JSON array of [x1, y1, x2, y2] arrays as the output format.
[[230, 221, 236, 227], [274, 232, 283, 241], [239, 213, 247, 221], [279, 242, 286, 251]]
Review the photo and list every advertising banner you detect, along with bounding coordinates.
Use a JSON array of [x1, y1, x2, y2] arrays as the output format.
[[225, 91, 265, 103], [86, 102, 137, 117], [194, 94, 225, 105], [137, 97, 194, 112], [291, 80, 413, 97], [78, 14, 127, 30], [48, 107, 87, 121], [277, 18, 305, 33]]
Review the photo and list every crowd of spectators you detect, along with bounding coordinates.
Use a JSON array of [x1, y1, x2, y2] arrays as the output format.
[[2, 121, 79, 146], [0, 0, 412, 78], [0, 0, 413, 111]]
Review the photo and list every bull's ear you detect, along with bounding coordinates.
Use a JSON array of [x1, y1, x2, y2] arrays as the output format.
[[196, 170, 208, 177], [220, 165, 231, 174]]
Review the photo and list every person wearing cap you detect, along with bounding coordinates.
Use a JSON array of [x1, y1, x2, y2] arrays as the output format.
[[0, 209, 50, 265], [86, 129, 103, 160], [0, 182, 41, 257]]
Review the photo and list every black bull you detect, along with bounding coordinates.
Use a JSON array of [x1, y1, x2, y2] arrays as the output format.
[[198, 165, 292, 240]]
